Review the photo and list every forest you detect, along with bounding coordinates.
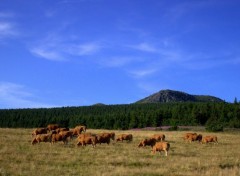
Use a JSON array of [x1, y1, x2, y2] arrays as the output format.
[[0, 102, 240, 131]]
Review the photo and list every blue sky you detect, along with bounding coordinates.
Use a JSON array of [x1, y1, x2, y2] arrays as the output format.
[[0, 0, 240, 109]]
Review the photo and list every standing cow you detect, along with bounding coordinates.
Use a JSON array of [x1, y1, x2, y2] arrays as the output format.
[[152, 142, 170, 156]]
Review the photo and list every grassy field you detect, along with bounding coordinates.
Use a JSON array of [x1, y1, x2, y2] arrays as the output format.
[[0, 128, 240, 176]]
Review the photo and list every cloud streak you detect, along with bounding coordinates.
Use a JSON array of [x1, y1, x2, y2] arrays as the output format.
[[0, 21, 17, 39], [0, 82, 57, 109], [30, 34, 102, 61]]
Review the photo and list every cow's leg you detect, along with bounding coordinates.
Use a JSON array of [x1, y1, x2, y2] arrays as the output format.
[[165, 150, 168, 156]]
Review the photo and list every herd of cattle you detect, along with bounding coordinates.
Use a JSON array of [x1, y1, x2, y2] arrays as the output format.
[[31, 124, 218, 156]]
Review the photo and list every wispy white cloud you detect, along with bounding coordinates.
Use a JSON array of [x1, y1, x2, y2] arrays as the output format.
[[0, 82, 56, 109], [30, 47, 65, 61], [0, 11, 18, 40], [30, 34, 102, 61], [128, 68, 157, 78], [66, 43, 101, 56], [128, 43, 158, 53], [0, 21, 17, 39]]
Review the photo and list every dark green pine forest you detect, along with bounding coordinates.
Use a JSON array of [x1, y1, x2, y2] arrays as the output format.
[[0, 102, 240, 131]]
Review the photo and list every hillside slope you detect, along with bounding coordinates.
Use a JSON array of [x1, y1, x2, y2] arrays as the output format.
[[136, 89, 224, 103]]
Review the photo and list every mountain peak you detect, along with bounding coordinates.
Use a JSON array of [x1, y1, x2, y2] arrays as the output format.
[[136, 89, 224, 103]]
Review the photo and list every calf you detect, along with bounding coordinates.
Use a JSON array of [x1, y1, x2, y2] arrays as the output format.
[[152, 142, 170, 156]]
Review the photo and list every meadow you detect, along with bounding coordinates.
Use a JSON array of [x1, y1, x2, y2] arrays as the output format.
[[0, 128, 240, 176]]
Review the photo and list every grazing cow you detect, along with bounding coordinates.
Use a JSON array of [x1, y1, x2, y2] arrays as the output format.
[[138, 138, 157, 147], [51, 131, 73, 144], [152, 142, 170, 156], [96, 133, 112, 145], [32, 134, 52, 145], [32, 128, 48, 136], [47, 124, 60, 132], [99, 132, 115, 140], [77, 135, 97, 147], [151, 134, 165, 141], [183, 133, 197, 140], [202, 135, 218, 144], [116, 134, 133, 142], [184, 133, 202, 143]]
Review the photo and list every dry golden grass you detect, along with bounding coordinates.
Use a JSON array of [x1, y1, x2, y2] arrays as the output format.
[[0, 128, 240, 176]]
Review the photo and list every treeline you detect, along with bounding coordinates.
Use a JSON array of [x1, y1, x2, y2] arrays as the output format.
[[0, 102, 240, 131]]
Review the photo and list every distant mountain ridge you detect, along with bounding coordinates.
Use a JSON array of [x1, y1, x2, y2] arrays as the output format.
[[136, 89, 224, 103]]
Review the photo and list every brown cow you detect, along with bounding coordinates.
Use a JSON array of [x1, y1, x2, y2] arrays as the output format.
[[32, 134, 52, 145], [152, 142, 170, 156], [47, 124, 60, 132], [77, 135, 97, 147], [32, 128, 48, 136], [138, 138, 157, 147], [59, 131, 73, 139], [184, 133, 202, 143], [51, 131, 73, 144], [96, 133, 112, 145], [71, 126, 86, 136], [116, 134, 133, 142], [202, 135, 218, 144], [51, 133, 67, 144], [75, 125, 87, 133], [183, 133, 197, 140], [151, 134, 165, 141]]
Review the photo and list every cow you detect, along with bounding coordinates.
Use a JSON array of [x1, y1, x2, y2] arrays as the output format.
[[184, 133, 202, 143], [183, 133, 197, 140], [59, 131, 74, 140], [47, 124, 60, 132], [76, 135, 97, 147], [51, 131, 73, 144], [51, 133, 67, 144], [202, 135, 218, 144], [151, 134, 165, 141], [75, 125, 87, 133], [71, 126, 86, 136], [32, 128, 48, 136], [31, 133, 52, 145], [138, 138, 157, 147], [152, 142, 170, 156], [96, 133, 112, 145], [116, 134, 133, 142]]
